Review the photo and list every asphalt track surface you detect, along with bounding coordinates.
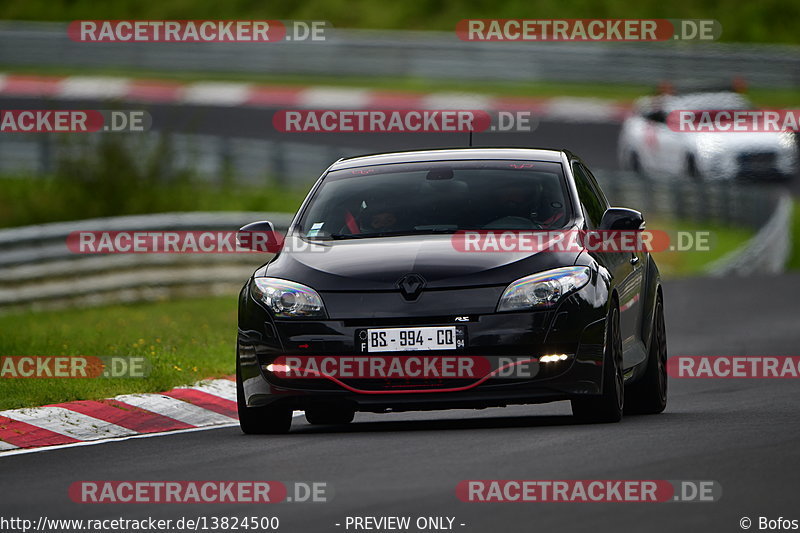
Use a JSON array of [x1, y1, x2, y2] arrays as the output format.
[[1, 273, 800, 533], [0, 96, 621, 170]]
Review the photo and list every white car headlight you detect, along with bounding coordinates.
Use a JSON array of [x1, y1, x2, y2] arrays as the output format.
[[497, 267, 591, 312], [251, 277, 326, 318]]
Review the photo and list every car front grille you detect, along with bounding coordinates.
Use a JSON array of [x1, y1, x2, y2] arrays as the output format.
[[737, 151, 777, 174]]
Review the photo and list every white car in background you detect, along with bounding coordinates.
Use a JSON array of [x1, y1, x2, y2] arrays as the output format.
[[618, 91, 798, 181]]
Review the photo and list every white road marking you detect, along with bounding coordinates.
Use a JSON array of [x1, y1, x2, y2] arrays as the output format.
[[422, 93, 492, 110], [0, 412, 305, 458], [299, 87, 370, 108], [58, 76, 131, 99], [0, 440, 19, 451], [544, 97, 621, 123], [180, 378, 237, 402], [182, 82, 252, 106], [0, 406, 135, 440], [114, 393, 237, 425]]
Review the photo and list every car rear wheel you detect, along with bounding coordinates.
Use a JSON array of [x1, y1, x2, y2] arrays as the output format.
[[236, 356, 292, 434], [630, 152, 644, 177], [571, 304, 624, 423], [625, 295, 667, 414], [305, 406, 355, 425]]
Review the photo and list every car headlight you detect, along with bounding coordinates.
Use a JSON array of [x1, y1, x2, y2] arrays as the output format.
[[497, 267, 591, 312], [250, 277, 327, 318]]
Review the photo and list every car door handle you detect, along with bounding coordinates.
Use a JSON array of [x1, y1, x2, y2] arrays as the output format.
[[630, 255, 640, 265]]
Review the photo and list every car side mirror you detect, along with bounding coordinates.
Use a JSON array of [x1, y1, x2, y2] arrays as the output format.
[[599, 208, 645, 231], [237, 221, 282, 252]]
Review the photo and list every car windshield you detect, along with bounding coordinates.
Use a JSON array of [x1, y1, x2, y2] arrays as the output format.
[[296, 160, 572, 240], [667, 92, 753, 111]]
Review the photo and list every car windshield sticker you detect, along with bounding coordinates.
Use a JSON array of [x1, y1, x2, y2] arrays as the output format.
[[307, 222, 325, 237]]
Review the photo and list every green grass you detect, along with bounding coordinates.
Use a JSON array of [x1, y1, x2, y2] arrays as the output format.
[[787, 200, 800, 270], [649, 219, 755, 277], [1, 0, 799, 44], [0, 296, 237, 411], [0, 175, 306, 229], [3, 64, 799, 108], [0, 133, 308, 228]]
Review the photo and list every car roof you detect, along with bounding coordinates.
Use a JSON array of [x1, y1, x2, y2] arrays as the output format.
[[328, 148, 567, 170]]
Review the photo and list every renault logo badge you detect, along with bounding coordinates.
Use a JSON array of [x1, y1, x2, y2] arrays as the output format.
[[396, 273, 426, 301]]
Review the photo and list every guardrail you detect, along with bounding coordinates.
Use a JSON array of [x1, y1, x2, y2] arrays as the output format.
[[705, 192, 793, 276], [0, 132, 361, 186], [0, 178, 790, 313], [0, 212, 292, 313], [0, 22, 799, 88], [595, 171, 783, 230]]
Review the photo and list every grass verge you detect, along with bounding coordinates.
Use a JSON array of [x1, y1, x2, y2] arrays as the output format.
[[0, 175, 306, 229], [649, 219, 755, 277], [0, 296, 237, 411], [787, 199, 800, 270]]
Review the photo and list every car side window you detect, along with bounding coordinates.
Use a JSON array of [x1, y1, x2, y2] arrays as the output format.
[[580, 164, 610, 208], [572, 163, 605, 229], [643, 109, 667, 123]]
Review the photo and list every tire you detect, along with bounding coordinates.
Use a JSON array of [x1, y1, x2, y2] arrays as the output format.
[[236, 356, 292, 434], [630, 152, 644, 178], [571, 304, 624, 423], [305, 406, 355, 425], [625, 295, 668, 415], [687, 155, 702, 181]]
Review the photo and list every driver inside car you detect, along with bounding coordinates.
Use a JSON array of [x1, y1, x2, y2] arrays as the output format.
[[339, 198, 403, 235], [483, 181, 541, 228]]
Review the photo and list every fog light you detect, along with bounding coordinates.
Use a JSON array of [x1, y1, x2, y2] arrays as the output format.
[[539, 354, 569, 363], [265, 363, 293, 373]]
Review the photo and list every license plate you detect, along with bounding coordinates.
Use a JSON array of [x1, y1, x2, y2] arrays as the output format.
[[361, 326, 464, 353]]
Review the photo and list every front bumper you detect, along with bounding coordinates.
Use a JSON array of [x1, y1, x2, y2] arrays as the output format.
[[704, 150, 797, 181], [237, 292, 608, 412]]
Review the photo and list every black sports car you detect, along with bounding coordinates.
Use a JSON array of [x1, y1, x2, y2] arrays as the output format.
[[236, 148, 667, 433]]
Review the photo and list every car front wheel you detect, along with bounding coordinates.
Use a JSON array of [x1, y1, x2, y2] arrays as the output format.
[[236, 355, 292, 434], [625, 294, 668, 414], [571, 303, 624, 423]]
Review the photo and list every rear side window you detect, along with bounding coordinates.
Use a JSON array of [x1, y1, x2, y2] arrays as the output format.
[[572, 163, 606, 229]]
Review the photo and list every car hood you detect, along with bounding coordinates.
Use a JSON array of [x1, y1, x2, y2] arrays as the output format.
[[259, 233, 581, 291]]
